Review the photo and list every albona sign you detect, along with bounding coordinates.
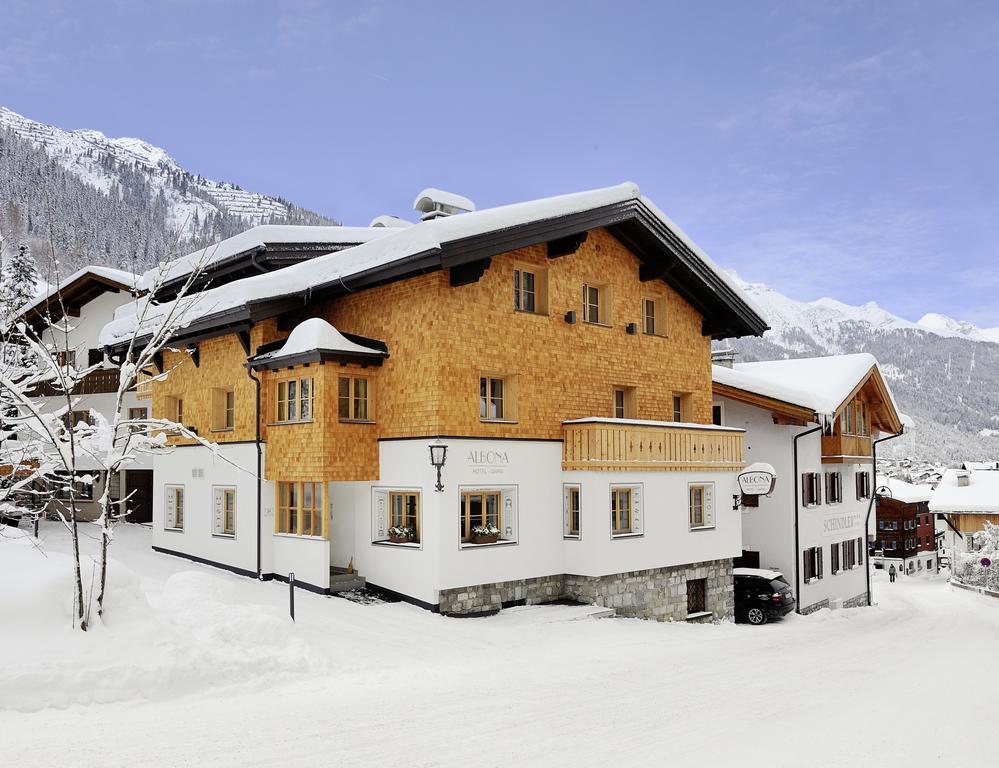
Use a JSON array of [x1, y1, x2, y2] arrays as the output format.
[[738, 462, 777, 496]]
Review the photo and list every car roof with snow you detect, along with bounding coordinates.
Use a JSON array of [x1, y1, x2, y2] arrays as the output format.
[[733, 567, 786, 581]]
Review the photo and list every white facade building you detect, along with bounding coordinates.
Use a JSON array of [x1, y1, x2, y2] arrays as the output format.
[[713, 354, 907, 614]]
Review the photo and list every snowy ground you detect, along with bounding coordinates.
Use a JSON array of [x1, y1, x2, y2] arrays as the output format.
[[2, 522, 994, 768]]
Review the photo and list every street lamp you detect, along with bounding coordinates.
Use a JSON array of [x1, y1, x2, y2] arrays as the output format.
[[429, 439, 448, 492]]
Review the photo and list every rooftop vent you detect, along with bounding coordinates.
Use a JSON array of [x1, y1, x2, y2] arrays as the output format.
[[413, 188, 475, 221], [712, 348, 737, 369], [369, 215, 412, 228]]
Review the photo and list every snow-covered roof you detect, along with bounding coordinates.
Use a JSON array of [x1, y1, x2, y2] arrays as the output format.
[[963, 461, 999, 471], [930, 469, 999, 513], [21, 265, 137, 317], [252, 318, 385, 363], [733, 567, 786, 581], [368, 215, 413, 228], [139, 224, 395, 291], [876, 476, 933, 504], [102, 182, 768, 348], [563, 417, 743, 432], [714, 353, 910, 429]]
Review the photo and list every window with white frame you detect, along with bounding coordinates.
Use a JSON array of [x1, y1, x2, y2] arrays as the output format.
[[688, 483, 715, 530], [610, 485, 643, 537], [563, 484, 581, 538], [164, 485, 184, 530], [213, 486, 236, 536], [458, 487, 518, 545]]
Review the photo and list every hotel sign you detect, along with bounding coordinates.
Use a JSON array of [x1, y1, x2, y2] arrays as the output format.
[[467, 448, 510, 476], [822, 513, 862, 536], [738, 462, 777, 496]]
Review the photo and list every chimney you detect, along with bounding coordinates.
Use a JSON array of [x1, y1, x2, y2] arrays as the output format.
[[956, 471, 971, 487], [413, 188, 476, 221], [712, 348, 737, 369]]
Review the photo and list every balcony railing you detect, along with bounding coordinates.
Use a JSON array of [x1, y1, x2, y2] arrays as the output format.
[[29, 368, 122, 397], [562, 418, 745, 472]]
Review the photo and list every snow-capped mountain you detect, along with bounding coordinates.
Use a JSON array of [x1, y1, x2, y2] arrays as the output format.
[[0, 106, 334, 275], [916, 313, 999, 344], [722, 273, 999, 463]]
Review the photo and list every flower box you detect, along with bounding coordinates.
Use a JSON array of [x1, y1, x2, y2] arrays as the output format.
[[472, 533, 500, 545], [388, 534, 412, 544]]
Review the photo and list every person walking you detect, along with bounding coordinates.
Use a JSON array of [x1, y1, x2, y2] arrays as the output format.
[[889, 564, 897, 583]]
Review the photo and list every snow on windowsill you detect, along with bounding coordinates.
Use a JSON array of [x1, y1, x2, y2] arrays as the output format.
[[163, 527, 184, 533], [563, 534, 581, 541], [611, 532, 643, 540], [211, 533, 235, 540], [372, 540, 421, 549], [689, 525, 716, 532], [460, 539, 518, 549]]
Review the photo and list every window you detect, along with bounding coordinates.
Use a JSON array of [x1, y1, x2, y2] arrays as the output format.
[[88, 348, 103, 367], [56, 349, 75, 368], [62, 410, 91, 432], [711, 403, 723, 427], [164, 396, 183, 425], [611, 487, 633, 535], [642, 296, 665, 336], [480, 375, 516, 421], [842, 539, 857, 569], [459, 490, 501, 543], [689, 483, 715, 530], [856, 471, 871, 500], [825, 472, 842, 504], [276, 481, 325, 537], [672, 393, 689, 423], [612, 386, 636, 419], [164, 485, 184, 530], [840, 396, 870, 436], [803, 546, 823, 581], [686, 578, 707, 615], [514, 265, 547, 314], [276, 378, 314, 423], [582, 282, 611, 325], [338, 376, 370, 421], [127, 406, 148, 433], [212, 389, 235, 431], [388, 492, 420, 543], [879, 520, 885, 530], [563, 485, 581, 538], [802, 472, 821, 507], [213, 487, 236, 536]]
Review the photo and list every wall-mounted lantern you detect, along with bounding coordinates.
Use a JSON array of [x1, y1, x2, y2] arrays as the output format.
[[429, 438, 448, 492]]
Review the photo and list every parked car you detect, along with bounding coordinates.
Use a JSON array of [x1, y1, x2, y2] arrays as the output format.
[[733, 567, 795, 625]]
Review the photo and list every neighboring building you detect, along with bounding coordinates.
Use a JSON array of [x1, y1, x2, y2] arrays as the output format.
[[20, 266, 150, 522], [930, 467, 999, 555], [873, 476, 937, 574], [101, 182, 770, 619], [713, 354, 906, 614]]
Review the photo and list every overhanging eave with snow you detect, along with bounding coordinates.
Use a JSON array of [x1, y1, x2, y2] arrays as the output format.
[[247, 318, 388, 371]]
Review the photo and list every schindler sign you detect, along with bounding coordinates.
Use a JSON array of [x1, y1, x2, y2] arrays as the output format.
[[738, 462, 777, 496]]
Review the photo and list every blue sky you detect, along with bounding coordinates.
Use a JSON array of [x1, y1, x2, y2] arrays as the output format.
[[4, 0, 998, 326]]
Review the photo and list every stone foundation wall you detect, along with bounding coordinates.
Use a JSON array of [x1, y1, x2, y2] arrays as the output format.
[[799, 598, 829, 615], [437, 559, 734, 621], [843, 592, 869, 609]]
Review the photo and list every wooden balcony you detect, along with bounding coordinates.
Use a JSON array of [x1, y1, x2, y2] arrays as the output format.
[[821, 434, 873, 463], [562, 418, 744, 472], [29, 368, 122, 397]]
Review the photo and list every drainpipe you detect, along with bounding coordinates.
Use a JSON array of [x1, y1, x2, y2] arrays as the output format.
[[865, 426, 905, 606], [249, 246, 268, 274], [245, 364, 263, 579], [792, 425, 823, 614]]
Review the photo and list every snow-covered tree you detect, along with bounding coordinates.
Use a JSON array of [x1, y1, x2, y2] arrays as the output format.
[[0, 239, 228, 629], [953, 521, 999, 589]]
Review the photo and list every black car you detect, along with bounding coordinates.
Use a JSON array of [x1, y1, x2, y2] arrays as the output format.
[[733, 568, 795, 625]]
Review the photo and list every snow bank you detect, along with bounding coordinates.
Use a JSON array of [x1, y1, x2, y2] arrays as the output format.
[[0, 526, 326, 711]]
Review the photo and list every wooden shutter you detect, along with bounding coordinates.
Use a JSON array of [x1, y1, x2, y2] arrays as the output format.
[[831, 542, 840, 573], [802, 474, 812, 507], [702, 484, 715, 528], [817, 546, 824, 579], [371, 490, 389, 540], [501, 488, 518, 542], [631, 484, 644, 535], [563, 485, 578, 537], [213, 487, 225, 534], [857, 537, 864, 565], [164, 486, 177, 529]]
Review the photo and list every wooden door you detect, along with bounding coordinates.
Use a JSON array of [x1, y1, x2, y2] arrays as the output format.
[[124, 470, 154, 524]]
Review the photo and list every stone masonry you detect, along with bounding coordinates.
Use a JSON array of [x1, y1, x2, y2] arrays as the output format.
[[437, 559, 734, 621]]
